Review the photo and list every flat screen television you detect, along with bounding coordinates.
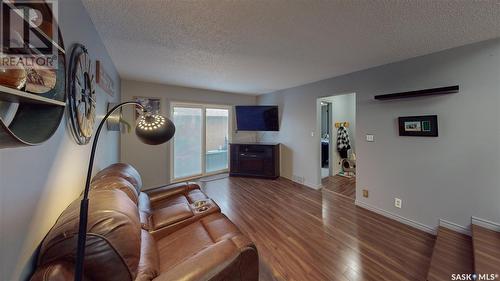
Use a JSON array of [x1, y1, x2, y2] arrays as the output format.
[[235, 106, 279, 131]]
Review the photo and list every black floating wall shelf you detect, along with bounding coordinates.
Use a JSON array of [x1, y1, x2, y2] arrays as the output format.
[[374, 85, 459, 100]]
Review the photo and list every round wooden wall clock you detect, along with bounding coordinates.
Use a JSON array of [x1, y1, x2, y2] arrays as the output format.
[[68, 44, 96, 145]]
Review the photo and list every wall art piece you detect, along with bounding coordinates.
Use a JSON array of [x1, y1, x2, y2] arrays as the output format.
[[96, 60, 115, 97], [68, 44, 96, 145], [133, 97, 160, 119], [398, 115, 438, 137]]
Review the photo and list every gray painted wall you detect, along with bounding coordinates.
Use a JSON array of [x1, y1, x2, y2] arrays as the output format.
[[120, 80, 257, 189], [0, 0, 121, 280], [258, 38, 500, 231]]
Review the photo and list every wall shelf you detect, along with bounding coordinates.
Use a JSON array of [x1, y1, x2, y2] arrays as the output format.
[[0, 85, 66, 106], [374, 85, 459, 100], [0, 1, 67, 148]]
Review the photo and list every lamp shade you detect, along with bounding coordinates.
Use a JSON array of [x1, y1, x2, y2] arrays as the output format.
[[135, 114, 175, 145]]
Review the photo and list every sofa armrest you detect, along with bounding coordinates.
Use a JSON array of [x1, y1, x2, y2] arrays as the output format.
[[153, 239, 258, 281], [145, 182, 200, 203], [151, 203, 194, 230]]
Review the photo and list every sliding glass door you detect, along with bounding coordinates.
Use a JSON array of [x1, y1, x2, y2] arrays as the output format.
[[172, 106, 203, 179], [205, 108, 229, 173], [172, 103, 231, 181]]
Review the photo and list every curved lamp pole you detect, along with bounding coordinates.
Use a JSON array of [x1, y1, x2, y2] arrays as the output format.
[[74, 101, 175, 281]]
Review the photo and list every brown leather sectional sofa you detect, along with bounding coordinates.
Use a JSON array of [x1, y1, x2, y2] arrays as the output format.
[[30, 163, 259, 281]]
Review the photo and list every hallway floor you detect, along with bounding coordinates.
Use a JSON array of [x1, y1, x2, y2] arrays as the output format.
[[321, 175, 356, 200]]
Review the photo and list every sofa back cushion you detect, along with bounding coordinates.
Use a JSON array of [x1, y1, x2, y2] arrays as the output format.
[[37, 189, 142, 281], [91, 176, 139, 204], [93, 163, 143, 192]]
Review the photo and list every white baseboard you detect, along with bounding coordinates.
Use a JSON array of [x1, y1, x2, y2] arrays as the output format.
[[471, 216, 500, 232], [282, 175, 322, 190], [304, 180, 322, 190], [439, 219, 470, 236], [355, 200, 435, 235]]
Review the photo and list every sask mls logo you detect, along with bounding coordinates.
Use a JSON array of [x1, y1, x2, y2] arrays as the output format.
[[1, 0, 61, 69], [451, 273, 499, 281]]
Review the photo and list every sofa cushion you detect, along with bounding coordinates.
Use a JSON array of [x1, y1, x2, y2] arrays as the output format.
[[153, 239, 241, 281], [91, 176, 139, 204], [37, 189, 142, 281], [93, 163, 143, 192], [152, 194, 190, 209], [151, 203, 194, 230], [156, 213, 243, 273]]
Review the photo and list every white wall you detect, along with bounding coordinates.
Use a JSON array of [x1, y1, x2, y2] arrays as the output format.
[[258, 38, 500, 232], [120, 80, 257, 189], [0, 0, 121, 280]]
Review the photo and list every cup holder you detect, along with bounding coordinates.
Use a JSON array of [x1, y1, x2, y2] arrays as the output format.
[[194, 200, 207, 208], [197, 206, 209, 212]]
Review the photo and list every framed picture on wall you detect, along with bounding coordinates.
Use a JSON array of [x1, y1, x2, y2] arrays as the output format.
[[398, 115, 438, 137], [133, 97, 161, 119], [96, 60, 116, 97]]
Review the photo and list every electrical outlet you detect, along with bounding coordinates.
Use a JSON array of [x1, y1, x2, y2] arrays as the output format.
[[366, 134, 374, 142], [394, 198, 402, 208], [362, 189, 369, 198]]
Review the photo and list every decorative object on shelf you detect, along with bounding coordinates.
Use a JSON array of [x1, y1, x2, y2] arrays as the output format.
[[74, 101, 175, 281], [25, 68, 57, 94], [68, 44, 96, 145], [133, 96, 160, 119], [398, 115, 438, 137], [374, 85, 459, 100], [96, 60, 115, 97], [0, 1, 66, 148], [0, 56, 27, 90], [6, 26, 57, 94]]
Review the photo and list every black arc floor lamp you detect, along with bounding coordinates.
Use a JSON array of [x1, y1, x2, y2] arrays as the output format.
[[74, 101, 175, 281]]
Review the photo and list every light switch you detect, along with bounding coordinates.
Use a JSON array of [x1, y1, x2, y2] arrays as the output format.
[[366, 134, 374, 142], [311, 131, 315, 137]]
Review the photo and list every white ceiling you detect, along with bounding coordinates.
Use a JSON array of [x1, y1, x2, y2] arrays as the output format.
[[82, 0, 500, 95]]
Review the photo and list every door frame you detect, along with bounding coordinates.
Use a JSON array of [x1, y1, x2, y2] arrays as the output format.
[[169, 101, 233, 183], [316, 93, 356, 186]]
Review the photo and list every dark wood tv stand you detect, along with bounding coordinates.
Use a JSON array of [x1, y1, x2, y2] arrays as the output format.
[[229, 143, 280, 179]]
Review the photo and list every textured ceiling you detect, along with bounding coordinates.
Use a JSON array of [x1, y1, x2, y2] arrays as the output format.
[[82, 0, 500, 95]]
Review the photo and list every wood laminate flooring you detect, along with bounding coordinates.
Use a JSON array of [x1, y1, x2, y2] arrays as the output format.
[[321, 175, 356, 200], [197, 176, 435, 281], [426, 226, 473, 281], [472, 224, 500, 275]]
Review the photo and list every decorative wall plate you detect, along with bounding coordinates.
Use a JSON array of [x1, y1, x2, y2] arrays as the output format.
[[68, 44, 96, 145]]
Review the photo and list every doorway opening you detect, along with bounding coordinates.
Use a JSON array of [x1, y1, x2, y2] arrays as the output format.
[[318, 93, 356, 200]]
